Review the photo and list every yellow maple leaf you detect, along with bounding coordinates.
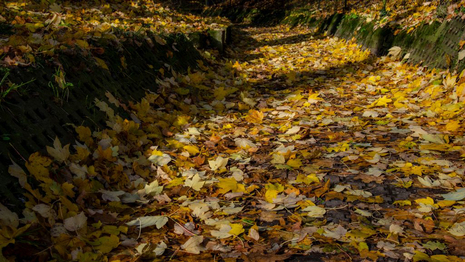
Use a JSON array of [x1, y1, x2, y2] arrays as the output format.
[[214, 86, 228, 100], [415, 197, 434, 206], [437, 200, 455, 207], [217, 177, 245, 194], [456, 82, 465, 101], [286, 158, 302, 169], [411, 165, 423, 176], [264, 183, 285, 203], [97, 146, 116, 161], [393, 99, 406, 108], [62, 182, 75, 198], [245, 109, 264, 124], [214, 86, 238, 100], [26, 152, 52, 181], [232, 61, 242, 70], [95, 234, 120, 253], [373, 96, 392, 107], [174, 115, 190, 128], [368, 75, 380, 83], [75, 39, 89, 49], [95, 57, 109, 70], [445, 120, 460, 132], [308, 92, 322, 104], [228, 224, 244, 236], [393, 200, 411, 206], [295, 174, 319, 185], [75, 126, 93, 146], [187, 71, 204, 85], [183, 145, 200, 155]]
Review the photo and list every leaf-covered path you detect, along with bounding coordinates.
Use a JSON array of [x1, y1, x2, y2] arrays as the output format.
[[4, 25, 465, 262]]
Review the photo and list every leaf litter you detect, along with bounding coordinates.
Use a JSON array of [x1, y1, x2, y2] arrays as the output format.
[[1, 17, 465, 262]]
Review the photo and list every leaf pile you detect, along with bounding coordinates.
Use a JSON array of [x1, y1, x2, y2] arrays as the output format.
[[2, 23, 465, 262], [295, 0, 465, 34], [0, 0, 228, 67]]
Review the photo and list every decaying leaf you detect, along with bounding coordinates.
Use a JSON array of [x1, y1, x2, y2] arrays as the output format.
[[46, 137, 70, 163], [184, 174, 205, 191], [0, 203, 19, 228], [181, 236, 205, 254], [209, 156, 228, 172], [126, 216, 168, 229], [449, 221, 465, 237], [64, 212, 87, 232], [303, 206, 326, 218]]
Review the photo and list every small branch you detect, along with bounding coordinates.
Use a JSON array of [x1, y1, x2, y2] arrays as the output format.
[[169, 247, 180, 261], [137, 218, 142, 240], [9, 143, 27, 162], [168, 216, 196, 236], [336, 244, 352, 261]]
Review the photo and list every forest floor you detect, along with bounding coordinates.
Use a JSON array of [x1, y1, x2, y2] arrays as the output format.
[[3, 22, 465, 262]]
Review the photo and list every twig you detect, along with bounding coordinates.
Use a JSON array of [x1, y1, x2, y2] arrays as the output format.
[[137, 218, 142, 240], [237, 236, 245, 249], [280, 237, 300, 247], [34, 245, 54, 256], [336, 243, 352, 261], [9, 143, 27, 162], [283, 206, 294, 215], [169, 247, 180, 261], [326, 204, 349, 210], [167, 216, 196, 236]]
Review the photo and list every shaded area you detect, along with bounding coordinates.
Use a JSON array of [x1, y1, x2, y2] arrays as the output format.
[[0, 32, 203, 212], [229, 26, 326, 63]]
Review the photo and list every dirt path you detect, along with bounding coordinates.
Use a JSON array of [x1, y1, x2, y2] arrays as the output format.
[[4, 25, 465, 262]]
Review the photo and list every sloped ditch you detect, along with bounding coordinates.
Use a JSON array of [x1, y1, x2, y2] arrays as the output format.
[[0, 28, 229, 211], [284, 10, 465, 71]]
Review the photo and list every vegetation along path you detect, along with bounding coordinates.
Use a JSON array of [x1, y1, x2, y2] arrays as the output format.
[[3, 24, 465, 262]]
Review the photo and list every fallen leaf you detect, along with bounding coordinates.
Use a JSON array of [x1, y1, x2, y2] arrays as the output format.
[[154, 241, 167, 256], [46, 137, 70, 163], [64, 212, 87, 232], [184, 174, 205, 191], [449, 221, 465, 237], [442, 188, 465, 201], [245, 109, 264, 124], [209, 156, 228, 172], [0, 203, 19, 228], [303, 206, 326, 218], [126, 216, 168, 229], [181, 236, 204, 254]]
